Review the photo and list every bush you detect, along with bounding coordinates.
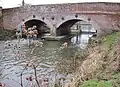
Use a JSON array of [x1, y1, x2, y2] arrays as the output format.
[[0, 29, 16, 40]]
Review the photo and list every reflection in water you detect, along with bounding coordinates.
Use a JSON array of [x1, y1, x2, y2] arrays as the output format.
[[71, 33, 93, 49], [0, 32, 94, 87]]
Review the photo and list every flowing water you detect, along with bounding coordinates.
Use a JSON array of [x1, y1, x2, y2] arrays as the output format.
[[0, 33, 94, 87]]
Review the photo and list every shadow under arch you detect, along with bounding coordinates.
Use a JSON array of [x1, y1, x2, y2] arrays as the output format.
[[56, 15, 100, 36], [56, 19, 83, 36], [24, 19, 50, 37]]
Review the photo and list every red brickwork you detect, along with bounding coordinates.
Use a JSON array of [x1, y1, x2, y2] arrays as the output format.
[[1, 2, 120, 35]]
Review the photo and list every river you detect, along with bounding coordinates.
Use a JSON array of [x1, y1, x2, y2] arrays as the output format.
[[0, 33, 94, 87]]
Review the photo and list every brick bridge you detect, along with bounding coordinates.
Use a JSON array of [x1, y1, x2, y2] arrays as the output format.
[[0, 2, 120, 36]]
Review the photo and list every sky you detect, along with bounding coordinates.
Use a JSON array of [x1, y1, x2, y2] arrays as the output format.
[[0, 0, 120, 8]]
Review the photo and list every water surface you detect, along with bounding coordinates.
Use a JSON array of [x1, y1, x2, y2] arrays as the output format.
[[0, 33, 93, 87]]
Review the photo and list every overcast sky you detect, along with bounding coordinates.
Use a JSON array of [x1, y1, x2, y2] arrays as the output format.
[[0, 0, 120, 8]]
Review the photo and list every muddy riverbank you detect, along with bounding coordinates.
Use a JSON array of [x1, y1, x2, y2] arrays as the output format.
[[72, 32, 120, 87]]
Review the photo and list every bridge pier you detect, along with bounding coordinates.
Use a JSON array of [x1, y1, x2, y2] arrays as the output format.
[[50, 26, 57, 36], [43, 26, 67, 40]]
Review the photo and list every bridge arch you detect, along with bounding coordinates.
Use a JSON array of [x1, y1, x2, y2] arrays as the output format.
[[56, 15, 101, 36], [24, 19, 51, 36], [19, 16, 54, 36], [23, 16, 53, 30], [56, 19, 81, 35]]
